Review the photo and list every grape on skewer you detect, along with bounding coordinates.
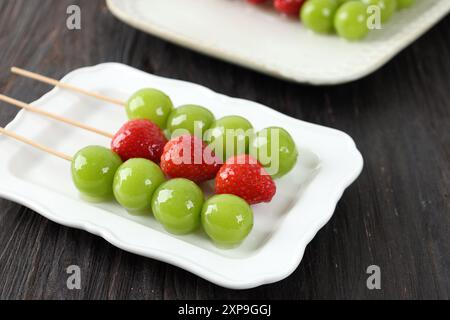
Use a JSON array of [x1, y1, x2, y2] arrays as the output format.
[[0, 127, 120, 201], [0, 126, 166, 210], [113, 158, 166, 215]]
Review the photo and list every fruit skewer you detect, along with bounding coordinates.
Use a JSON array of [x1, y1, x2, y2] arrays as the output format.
[[12, 67, 174, 130], [0, 93, 219, 186], [0, 126, 253, 246], [0, 122, 163, 213], [11, 67, 214, 138], [2, 67, 299, 246], [9, 67, 297, 203], [10, 68, 297, 177]]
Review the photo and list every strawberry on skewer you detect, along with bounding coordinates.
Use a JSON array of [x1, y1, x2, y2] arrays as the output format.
[[216, 154, 276, 205], [160, 135, 221, 183]]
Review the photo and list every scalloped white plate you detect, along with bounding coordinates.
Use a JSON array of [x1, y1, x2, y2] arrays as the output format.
[[106, 0, 450, 85], [0, 63, 362, 289]]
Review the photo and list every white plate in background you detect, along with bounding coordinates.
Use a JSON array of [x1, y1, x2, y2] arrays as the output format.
[[0, 63, 363, 288], [106, 0, 450, 85]]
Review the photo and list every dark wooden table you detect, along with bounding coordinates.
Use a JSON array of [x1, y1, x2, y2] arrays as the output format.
[[0, 0, 448, 300]]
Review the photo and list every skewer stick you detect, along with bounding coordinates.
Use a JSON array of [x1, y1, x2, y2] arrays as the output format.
[[0, 127, 72, 161], [0, 95, 114, 139], [11, 67, 126, 107]]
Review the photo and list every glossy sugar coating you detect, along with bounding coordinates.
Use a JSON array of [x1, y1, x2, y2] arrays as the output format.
[[334, 1, 370, 41], [201, 194, 254, 247], [215, 154, 277, 205], [166, 104, 215, 139], [152, 178, 204, 234], [71, 146, 123, 201], [251, 127, 298, 179], [160, 135, 221, 183], [111, 119, 167, 163], [205, 115, 253, 162], [126, 88, 174, 129], [113, 158, 166, 214], [301, 0, 339, 34]]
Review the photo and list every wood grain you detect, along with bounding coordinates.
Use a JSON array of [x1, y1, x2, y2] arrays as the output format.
[[0, 0, 449, 299]]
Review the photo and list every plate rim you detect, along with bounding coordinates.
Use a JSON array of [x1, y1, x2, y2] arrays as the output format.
[[0, 63, 364, 289], [106, 0, 450, 85]]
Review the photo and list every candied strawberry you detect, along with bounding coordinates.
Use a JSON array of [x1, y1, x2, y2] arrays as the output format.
[[111, 119, 167, 163], [160, 135, 221, 183], [215, 154, 276, 205], [273, 0, 305, 15]]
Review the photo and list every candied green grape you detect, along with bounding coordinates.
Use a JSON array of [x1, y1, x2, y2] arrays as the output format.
[[301, 0, 339, 34], [397, 0, 415, 9], [71, 146, 122, 202], [334, 1, 370, 41], [126, 88, 174, 129], [152, 178, 204, 234], [113, 158, 166, 215], [201, 194, 253, 247], [206, 115, 253, 162], [251, 127, 298, 179], [362, 0, 397, 23], [167, 104, 215, 138]]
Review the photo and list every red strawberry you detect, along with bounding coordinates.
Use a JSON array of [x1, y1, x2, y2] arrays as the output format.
[[111, 119, 167, 163], [247, 0, 267, 4], [273, 0, 305, 15], [160, 135, 221, 183], [215, 154, 276, 205]]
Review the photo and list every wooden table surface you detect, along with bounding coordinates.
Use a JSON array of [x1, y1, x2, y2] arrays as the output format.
[[0, 0, 449, 300]]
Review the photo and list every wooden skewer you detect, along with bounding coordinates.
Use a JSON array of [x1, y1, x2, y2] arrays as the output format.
[[0, 127, 72, 161], [11, 67, 126, 107], [0, 95, 114, 139]]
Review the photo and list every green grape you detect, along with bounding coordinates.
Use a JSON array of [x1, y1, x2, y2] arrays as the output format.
[[362, 0, 397, 23], [167, 104, 215, 139], [251, 127, 298, 179], [201, 194, 253, 247], [152, 178, 204, 234], [205, 115, 253, 162], [71, 146, 122, 202], [397, 0, 415, 9], [126, 88, 174, 129], [334, 1, 370, 41], [301, 0, 339, 34], [113, 158, 166, 215]]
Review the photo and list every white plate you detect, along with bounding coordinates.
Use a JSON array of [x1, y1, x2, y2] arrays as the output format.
[[0, 63, 363, 289], [106, 0, 450, 85]]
